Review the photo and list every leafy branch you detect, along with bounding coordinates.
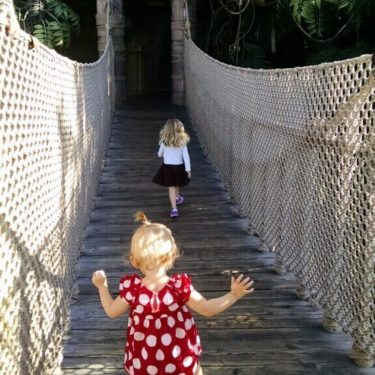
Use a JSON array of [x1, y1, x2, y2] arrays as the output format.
[[14, 0, 80, 50]]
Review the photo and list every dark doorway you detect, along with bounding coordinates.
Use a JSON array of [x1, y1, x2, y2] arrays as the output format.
[[124, 1, 171, 100]]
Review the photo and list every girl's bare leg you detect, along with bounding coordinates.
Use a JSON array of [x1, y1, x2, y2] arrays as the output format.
[[168, 186, 177, 209], [195, 364, 203, 375], [176, 186, 180, 197]]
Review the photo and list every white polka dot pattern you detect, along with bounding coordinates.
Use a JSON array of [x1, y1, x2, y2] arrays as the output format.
[[142, 348, 148, 360], [135, 305, 144, 314], [168, 303, 179, 312], [176, 328, 186, 339], [156, 349, 165, 361], [140, 294, 150, 305], [161, 333, 172, 346], [172, 345, 181, 358], [183, 356, 193, 368], [134, 332, 145, 341], [146, 335, 157, 347], [133, 358, 141, 369], [122, 274, 201, 373], [147, 365, 158, 374], [165, 363, 176, 373], [163, 292, 174, 305], [185, 319, 192, 330]]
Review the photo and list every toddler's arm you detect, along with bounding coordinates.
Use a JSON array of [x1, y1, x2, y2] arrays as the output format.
[[92, 270, 129, 318], [187, 274, 253, 317]]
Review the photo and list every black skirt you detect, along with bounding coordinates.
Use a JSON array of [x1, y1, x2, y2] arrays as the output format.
[[152, 163, 190, 187]]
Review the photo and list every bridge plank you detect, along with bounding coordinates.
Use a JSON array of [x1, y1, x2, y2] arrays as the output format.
[[60, 101, 365, 375]]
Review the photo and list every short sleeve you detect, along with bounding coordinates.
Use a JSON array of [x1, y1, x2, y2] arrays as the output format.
[[119, 274, 141, 306], [171, 273, 194, 304]]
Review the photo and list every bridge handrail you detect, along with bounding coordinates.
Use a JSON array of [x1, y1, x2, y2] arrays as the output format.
[[0, 1, 114, 374], [185, 36, 374, 368]]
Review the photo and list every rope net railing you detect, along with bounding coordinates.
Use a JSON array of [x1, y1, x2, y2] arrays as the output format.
[[0, 1, 114, 374], [185, 37, 374, 367]]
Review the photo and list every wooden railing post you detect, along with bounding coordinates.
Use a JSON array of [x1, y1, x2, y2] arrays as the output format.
[[96, 0, 126, 105], [171, 0, 186, 105]]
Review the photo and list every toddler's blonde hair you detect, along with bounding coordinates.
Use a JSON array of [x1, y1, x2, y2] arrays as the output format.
[[128, 212, 179, 271], [159, 119, 190, 147]]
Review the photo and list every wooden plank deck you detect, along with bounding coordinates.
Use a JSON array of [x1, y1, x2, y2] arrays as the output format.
[[60, 99, 373, 375]]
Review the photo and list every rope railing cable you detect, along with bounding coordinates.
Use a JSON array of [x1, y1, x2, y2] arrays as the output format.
[[0, 1, 114, 374], [183, 13, 375, 367]]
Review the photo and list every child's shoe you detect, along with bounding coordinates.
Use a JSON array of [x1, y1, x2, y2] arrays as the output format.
[[176, 195, 184, 205], [170, 208, 179, 218]]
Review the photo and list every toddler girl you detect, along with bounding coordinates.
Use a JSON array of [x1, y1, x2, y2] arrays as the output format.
[[92, 212, 254, 375], [152, 119, 191, 218]]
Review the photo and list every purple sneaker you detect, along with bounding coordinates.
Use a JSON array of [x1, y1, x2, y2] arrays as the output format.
[[176, 195, 184, 205], [170, 208, 179, 218]]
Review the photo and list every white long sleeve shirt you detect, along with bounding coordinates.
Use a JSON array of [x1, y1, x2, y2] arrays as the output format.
[[158, 143, 191, 171]]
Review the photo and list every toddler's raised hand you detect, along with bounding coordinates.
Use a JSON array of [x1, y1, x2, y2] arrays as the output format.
[[230, 274, 254, 299], [92, 270, 108, 288]]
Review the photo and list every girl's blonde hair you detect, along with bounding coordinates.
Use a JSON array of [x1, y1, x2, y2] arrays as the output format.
[[128, 212, 179, 271], [159, 119, 190, 147]]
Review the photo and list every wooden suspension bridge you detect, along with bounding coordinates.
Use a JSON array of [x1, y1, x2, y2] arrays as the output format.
[[59, 97, 373, 375]]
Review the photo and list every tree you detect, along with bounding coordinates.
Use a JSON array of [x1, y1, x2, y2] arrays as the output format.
[[197, 0, 374, 68], [14, 0, 80, 50]]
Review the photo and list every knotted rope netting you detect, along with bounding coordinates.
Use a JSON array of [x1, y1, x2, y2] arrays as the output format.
[[185, 37, 374, 367], [0, 1, 114, 373]]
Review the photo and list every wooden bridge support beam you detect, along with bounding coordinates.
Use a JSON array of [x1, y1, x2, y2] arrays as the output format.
[[171, 0, 196, 105], [96, 0, 126, 105], [171, 0, 186, 106]]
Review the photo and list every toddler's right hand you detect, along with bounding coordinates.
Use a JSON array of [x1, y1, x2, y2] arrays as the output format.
[[92, 270, 107, 288], [230, 274, 254, 299]]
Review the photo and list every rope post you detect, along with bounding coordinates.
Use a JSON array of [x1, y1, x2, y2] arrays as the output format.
[[273, 254, 287, 275], [295, 282, 310, 300], [258, 239, 269, 252], [246, 222, 256, 236], [350, 342, 375, 368], [96, 0, 126, 105], [322, 314, 342, 333]]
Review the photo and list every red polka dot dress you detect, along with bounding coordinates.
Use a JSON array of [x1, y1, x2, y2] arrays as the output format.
[[119, 273, 202, 375]]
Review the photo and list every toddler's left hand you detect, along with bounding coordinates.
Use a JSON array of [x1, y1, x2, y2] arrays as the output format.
[[230, 274, 254, 299], [187, 171, 192, 179], [92, 270, 108, 288]]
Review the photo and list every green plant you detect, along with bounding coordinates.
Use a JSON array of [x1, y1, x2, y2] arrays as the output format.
[[289, 0, 368, 42], [198, 0, 374, 68], [15, 0, 80, 50]]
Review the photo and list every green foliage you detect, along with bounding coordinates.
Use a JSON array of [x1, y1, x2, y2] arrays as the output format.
[[198, 0, 375, 68], [289, 0, 369, 41], [15, 0, 80, 50]]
